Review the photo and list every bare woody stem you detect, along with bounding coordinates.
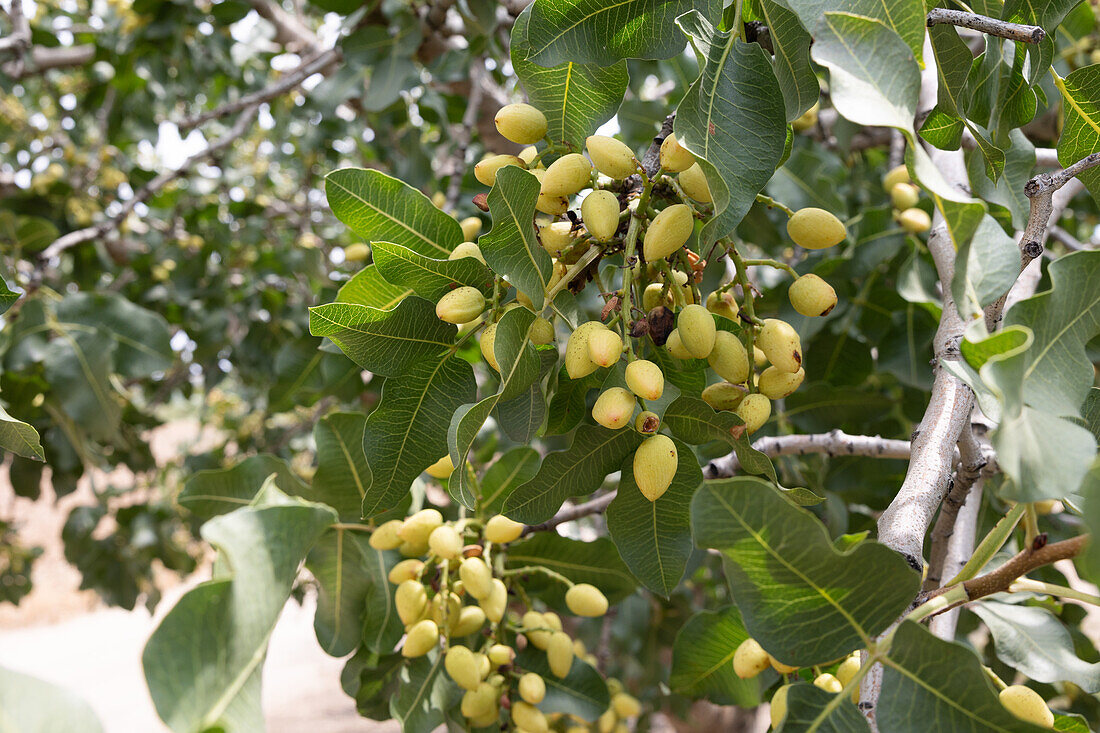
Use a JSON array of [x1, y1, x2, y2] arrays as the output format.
[[924, 423, 989, 591], [925, 8, 1045, 43], [705, 429, 914, 479]]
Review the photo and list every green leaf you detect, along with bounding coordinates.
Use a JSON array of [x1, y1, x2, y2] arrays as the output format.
[[779, 682, 870, 732], [515, 647, 610, 721], [370, 241, 493, 301], [481, 167, 552, 309], [929, 24, 971, 118], [952, 214, 1021, 318], [692, 478, 920, 665], [522, 0, 720, 67], [662, 395, 778, 485], [0, 269, 20, 314], [325, 168, 462, 257], [878, 620, 1053, 732], [308, 296, 456, 377], [43, 329, 120, 442], [0, 402, 44, 461], [363, 351, 476, 516], [479, 447, 542, 515], [335, 264, 412, 310], [919, 107, 965, 150], [669, 605, 771, 706], [269, 336, 362, 411], [342, 649, 404, 720], [968, 130, 1035, 230], [144, 483, 337, 733], [0, 666, 104, 733], [502, 424, 643, 523], [758, 0, 818, 121], [511, 7, 629, 149], [675, 13, 787, 247], [970, 600, 1100, 693], [495, 382, 547, 443], [1055, 65, 1100, 204], [1083, 459, 1100, 585], [55, 292, 173, 379], [391, 654, 449, 733], [504, 532, 637, 606], [993, 406, 1096, 502], [1003, 0, 1081, 84], [773, 0, 925, 63], [179, 454, 309, 520], [605, 436, 700, 597], [312, 412, 372, 521]]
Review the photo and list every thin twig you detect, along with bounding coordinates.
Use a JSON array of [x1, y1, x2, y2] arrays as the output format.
[[522, 491, 616, 535], [443, 57, 486, 212], [924, 423, 989, 591], [704, 429, 913, 479], [926, 8, 1044, 44]]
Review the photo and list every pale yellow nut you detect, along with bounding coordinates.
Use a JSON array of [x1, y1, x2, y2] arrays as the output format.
[[480, 578, 508, 623], [789, 274, 837, 317], [706, 290, 739, 321], [344, 243, 370, 262], [451, 605, 487, 637], [643, 204, 694, 261], [461, 681, 499, 719], [582, 189, 620, 241], [625, 359, 664, 401], [431, 591, 462, 631], [882, 164, 910, 192], [612, 692, 641, 718], [369, 519, 404, 550], [402, 619, 439, 657], [898, 207, 931, 233], [678, 163, 712, 203], [436, 286, 487, 324], [757, 318, 802, 374], [586, 135, 639, 179], [519, 672, 546, 704], [733, 638, 770, 679], [665, 329, 694, 360], [769, 653, 799, 675], [1034, 499, 1062, 515], [754, 345, 768, 368], [542, 611, 562, 632], [539, 220, 578, 257], [512, 700, 549, 733], [459, 216, 482, 241], [770, 685, 790, 728], [566, 583, 609, 617], [529, 316, 555, 345], [387, 558, 423, 585], [587, 328, 623, 367], [813, 672, 843, 694], [758, 367, 805, 400], [446, 645, 484, 691], [677, 304, 717, 359], [598, 710, 616, 733], [708, 331, 750, 384], [592, 387, 636, 430], [836, 654, 861, 703], [449, 241, 486, 265], [495, 103, 548, 145], [488, 644, 515, 666], [565, 321, 607, 379], [701, 382, 747, 411], [787, 207, 847, 250], [480, 323, 499, 372], [642, 282, 672, 311], [459, 556, 493, 599], [542, 153, 592, 197], [428, 524, 463, 559], [432, 191, 447, 208], [547, 631, 575, 678], [484, 514, 524, 544], [999, 685, 1054, 728], [398, 508, 443, 546], [399, 539, 429, 557], [890, 182, 920, 210], [791, 103, 819, 132], [518, 145, 539, 165], [425, 454, 454, 479], [524, 610, 553, 649], [634, 434, 677, 501], [659, 133, 696, 172], [735, 393, 771, 434], [474, 154, 525, 187], [635, 410, 660, 434], [537, 191, 570, 216]]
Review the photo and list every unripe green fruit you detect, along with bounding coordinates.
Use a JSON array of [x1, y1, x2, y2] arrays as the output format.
[[769, 653, 799, 675], [547, 631, 575, 678], [787, 208, 847, 250], [402, 619, 439, 657], [519, 672, 546, 704], [459, 556, 493, 600], [634, 434, 677, 501], [586, 135, 638, 179], [369, 519, 404, 550], [642, 282, 671, 310], [446, 645, 484, 691], [461, 681, 499, 719], [480, 578, 507, 623], [566, 321, 607, 379], [449, 241, 486, 265], [706, 290, 739, 321], [566, 583, 609, 617], [635, 410, 660, 434], [480, 323, 499, 372], [813, 672, 843, 693], [485, 514, 524, 544], [452, 605, 487, 636], [999, 686, 1054, 728], [898, 207, 931, 233], [612, 692, 641, 718], [665, 329, 693, 360], [495, 103, 548, 145], [758, 366, 805, 399], [789, 274, 837, 317], [344, 243, 370, 262], [437, 286, 486, 324], [581, 190, 620, 241], [529, 316, 555, 345], [678, 163, 712, 203], [735, 393, 771, 434], [388, 558, 423, 585], [643, 204, 694, 262], [588, 328, 623, 367], [757, 319, 802, 373], [459, 216, 482, 241], [539, 220, 577, 257], [770, 685, 790, 728], [428, 524, 463, 559], [701, 382, 747, 411], [512, 701, 549, 733], [625, 359, 664, 400], [733, 638, 770, 679], [677, 304, 716, 358], [399, 508, 443, 546], [542, 153, 592, 197], [488, 644, 515, 666], [659, 133, 695, 172], [708, 331, 750, 384], [592, 387, 635, 430], [890, 182, 920, 210], [474, 154, 525, 187], [882, 164, 910, 192]]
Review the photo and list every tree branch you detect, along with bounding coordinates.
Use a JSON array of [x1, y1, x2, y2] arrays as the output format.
[[924, 423, 989, 591], [249, 0, 320, 53], [926, 8, 1045, 43], [443, 57, 486, 212], [704, 430, 913, 479], [522, 491, 617, 535]]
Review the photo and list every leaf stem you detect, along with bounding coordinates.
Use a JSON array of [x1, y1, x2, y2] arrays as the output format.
[[1009, 578, 1100, 607], [501, 564, 575, 587], [943, 502, 1025, 586], [755, 193, 795, 217], [742, 258, 799, 278]]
